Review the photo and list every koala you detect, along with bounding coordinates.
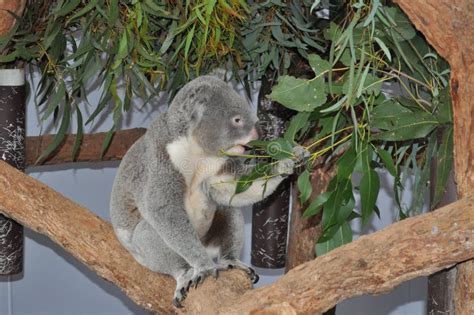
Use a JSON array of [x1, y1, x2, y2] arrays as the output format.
[[110, 75, 299, 307]]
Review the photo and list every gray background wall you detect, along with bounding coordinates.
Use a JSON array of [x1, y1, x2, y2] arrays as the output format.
[[0, 74, 427, 315]]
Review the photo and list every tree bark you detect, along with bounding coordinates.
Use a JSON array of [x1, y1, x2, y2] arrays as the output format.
[[0, 161, 472, 314], [392, 1, 474, 313], [25, 128, 146, 167], [285, 164, 335, 271], [0, 0, 26, 36]]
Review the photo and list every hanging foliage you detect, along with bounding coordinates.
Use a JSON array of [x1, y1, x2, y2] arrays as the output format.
[[236, 1, 452, 255], [0, 0, 249, 161]]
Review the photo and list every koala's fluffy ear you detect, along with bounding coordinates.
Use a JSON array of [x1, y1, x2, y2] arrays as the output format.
[[208, 68, 228, 81], [181, 83, 212, 126]]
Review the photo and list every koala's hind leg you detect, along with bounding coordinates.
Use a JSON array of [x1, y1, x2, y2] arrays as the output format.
[[203, 207, 259, 284], [130, 220, 192, 306]]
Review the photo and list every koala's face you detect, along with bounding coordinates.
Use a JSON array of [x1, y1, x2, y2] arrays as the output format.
[[191, 82, 259, 156]]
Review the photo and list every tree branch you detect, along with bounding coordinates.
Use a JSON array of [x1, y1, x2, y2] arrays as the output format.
[[0, 161, 472, 314], [25, 128, 146, 167], [392, 2, 474, 313]]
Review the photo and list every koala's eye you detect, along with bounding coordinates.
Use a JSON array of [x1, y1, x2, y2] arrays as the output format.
[[232, 115, 243, 126]]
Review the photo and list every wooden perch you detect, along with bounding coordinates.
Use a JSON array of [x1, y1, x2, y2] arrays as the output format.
[[25, 128, 146, 167], [0, 161, 472, 314], [392, 1, 474, 312]]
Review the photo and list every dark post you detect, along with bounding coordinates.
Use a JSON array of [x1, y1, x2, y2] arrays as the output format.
[[428, 165, 457, 313], [251, 74, 294, 268], [0, 69, 25, 275]]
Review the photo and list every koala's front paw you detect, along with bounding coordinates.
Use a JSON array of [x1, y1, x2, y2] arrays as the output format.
[[276, 158, 296, 175], [292, 145, 310, 162], [219, 258, 259, 284]]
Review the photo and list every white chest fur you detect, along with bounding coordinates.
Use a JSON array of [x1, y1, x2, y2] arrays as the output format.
[[167, 136, 226, 238]]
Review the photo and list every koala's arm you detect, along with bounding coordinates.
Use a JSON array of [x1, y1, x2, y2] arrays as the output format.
[[206, 158, 294, 207], [140, 167, 215, 269]]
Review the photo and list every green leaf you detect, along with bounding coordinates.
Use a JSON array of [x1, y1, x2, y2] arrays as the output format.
[[269, 75, 327, 112], [303, 191, 331, 218], [297, 170, 312, 204], [72, 108, 83, 161], [343, 73, 382, 96], [108, 0, 119, 26], [431, 127, 453, 209], [383, 7, 416, 41], [316, 221, 352, 256], [55, 0, 81, 18], [184, 24, 195, 59], [117, 32, 129, 59], [372, 115, 438, 141], [101, 126, 116, 159], [160, 21, 177, 54], [144, 0, 169, 15], [235, 163, 271, 195], [266, 138, 294, 160], [337, 145, 357, 181], [372, 101, 439, 141], [284, 112, 310, 143], [36, 104, 71, 163], [66, 0, 98, 24], [42, 81, 66, 121], [308, 54, 331, 77], [360, 168, 380, 225], [374, 36, 392, 62], [377, 148, 397, 177], [435, 88, 453, 124], [363, 0, 380, 27]]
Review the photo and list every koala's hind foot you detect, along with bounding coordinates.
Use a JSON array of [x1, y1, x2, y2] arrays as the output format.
[[189, 263, 230, 289], [219, 258, 259, 284], [173, 263, 231, 307]]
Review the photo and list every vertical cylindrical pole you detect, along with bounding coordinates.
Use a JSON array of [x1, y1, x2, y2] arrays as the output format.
[[0, 69, 25, 275], [251, 74, 294, 268]]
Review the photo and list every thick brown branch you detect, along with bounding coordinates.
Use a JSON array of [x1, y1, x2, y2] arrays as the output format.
[[0, 160, 471, 314], [0, 160, 174, 314], [392, 1, 474, 313], [26, 128, 146, 167]]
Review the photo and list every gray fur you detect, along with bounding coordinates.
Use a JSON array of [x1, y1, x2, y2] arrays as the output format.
[[110, 75, 293, 306]]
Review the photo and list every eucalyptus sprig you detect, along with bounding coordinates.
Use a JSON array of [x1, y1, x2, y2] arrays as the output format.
[[1, 0, 250, 162], [235, 1, 452, 256]]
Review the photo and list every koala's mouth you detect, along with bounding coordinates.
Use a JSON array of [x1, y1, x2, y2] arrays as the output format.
[[224, 143, 252, 155]]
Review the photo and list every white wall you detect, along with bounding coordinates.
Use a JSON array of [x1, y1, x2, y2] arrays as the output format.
[[0, 73, 427, 315]]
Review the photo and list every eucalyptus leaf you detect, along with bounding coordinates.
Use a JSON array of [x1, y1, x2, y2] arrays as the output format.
[[431, 127, 453, 209], [269, 76, 327, 112], [316, 222, 352, 256], [303, 191, 331, 218], [297, 170, 312, 204], [377, 148, 397, 177], [360, 168, 380, 225], [308, 54, 331, 76], [284, 112, 311, 143], [266, 138, 294, 160]]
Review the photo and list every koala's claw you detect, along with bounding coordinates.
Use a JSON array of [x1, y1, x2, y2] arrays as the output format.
[[172, 293, 184, 308], [190, 265, 222, 289], [247, 267, 259, 284], [219, 259, 260, 284]]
